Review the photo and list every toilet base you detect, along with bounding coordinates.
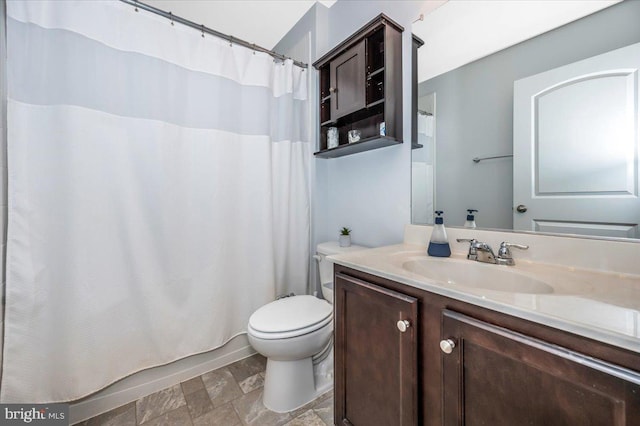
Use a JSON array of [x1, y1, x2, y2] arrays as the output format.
[[312, 345, 334, 396], [262, 345, 334, 413], [263, 357, 315, 413]]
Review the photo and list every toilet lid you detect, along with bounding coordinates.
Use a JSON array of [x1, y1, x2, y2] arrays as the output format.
[[249, 295, 332, 334]]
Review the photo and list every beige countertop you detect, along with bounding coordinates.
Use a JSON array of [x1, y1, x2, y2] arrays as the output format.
[[330, 243, 640, 354]]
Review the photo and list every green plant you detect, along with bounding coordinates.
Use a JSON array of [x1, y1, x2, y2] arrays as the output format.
[[340, 227, 351, 236]]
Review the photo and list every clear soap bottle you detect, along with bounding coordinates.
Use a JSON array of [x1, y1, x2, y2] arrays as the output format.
[[464, 209, 478, 229], [428, 211, 451, 257]]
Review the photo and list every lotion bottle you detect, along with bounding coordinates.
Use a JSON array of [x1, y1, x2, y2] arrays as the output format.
[[428, 211, 451, 257], [464, 209, 478, 229]]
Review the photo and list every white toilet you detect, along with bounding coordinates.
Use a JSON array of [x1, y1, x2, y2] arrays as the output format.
[[247, 241, 366, 413]]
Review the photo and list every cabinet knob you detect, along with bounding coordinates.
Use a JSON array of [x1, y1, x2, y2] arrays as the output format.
[[397, 320, 411, 333], [439, 339, 456, 354], [329, 87, 337, 93], [516, 204, 528, 213]]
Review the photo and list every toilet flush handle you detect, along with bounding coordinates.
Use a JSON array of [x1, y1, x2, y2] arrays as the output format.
[[313, 255, 322, 262]]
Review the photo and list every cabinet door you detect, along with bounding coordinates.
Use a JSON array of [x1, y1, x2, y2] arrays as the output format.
[[330, 41, 366, 121], [335, 273, 418, 426], [441, 310, 640, 426]]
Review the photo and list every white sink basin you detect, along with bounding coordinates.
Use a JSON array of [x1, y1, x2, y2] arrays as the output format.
[[402, 257, 554, 294]]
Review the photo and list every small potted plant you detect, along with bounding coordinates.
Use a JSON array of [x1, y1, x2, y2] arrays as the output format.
[[339, 227, 352, 247]]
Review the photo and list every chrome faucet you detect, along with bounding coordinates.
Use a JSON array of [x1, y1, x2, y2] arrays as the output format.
[[457, 239, 528, 266]]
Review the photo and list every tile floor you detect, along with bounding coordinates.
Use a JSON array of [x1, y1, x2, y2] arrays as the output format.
[[76, 354, 334, 426]]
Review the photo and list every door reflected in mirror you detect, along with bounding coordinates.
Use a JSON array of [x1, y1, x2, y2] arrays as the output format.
[[513, 43, 640, 239]]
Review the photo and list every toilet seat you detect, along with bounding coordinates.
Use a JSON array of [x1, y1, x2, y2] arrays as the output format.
[[248, 295, 332, 340]]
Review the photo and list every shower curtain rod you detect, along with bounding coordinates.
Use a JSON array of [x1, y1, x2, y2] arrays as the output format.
[[119, 0, 308, 69]]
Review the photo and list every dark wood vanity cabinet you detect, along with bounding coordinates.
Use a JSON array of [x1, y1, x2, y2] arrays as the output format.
[[334, 264, 640, 426], [313, 14, 405, 159], [334, 273, 418, 426], [441, 310, 640, 425]]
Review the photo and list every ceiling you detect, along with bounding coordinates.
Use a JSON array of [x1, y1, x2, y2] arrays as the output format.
[[144, 0, 335, 50]]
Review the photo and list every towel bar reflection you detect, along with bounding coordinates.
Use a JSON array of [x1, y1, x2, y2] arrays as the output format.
[[472, 154, 513, 163]]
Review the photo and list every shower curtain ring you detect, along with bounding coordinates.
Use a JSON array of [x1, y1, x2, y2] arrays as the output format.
[[201, 25, 205, 38], [169, 11, 174, 26], [229, 36, 234, 47], [134, 1, 139, 12], [252, 43, 256, 54]]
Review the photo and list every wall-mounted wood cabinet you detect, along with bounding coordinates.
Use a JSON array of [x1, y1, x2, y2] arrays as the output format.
[[314, 14, 405, 159]]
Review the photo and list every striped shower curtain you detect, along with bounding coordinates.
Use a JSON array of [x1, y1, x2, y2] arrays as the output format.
[[1, 0, 309, 402]]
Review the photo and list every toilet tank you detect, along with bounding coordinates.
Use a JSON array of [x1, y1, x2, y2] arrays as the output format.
[[316, 242, 367, 303]]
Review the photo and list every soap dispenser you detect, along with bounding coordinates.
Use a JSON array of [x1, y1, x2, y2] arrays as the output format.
[[464, 209, 478, 229], [428, 210, 451, 257]]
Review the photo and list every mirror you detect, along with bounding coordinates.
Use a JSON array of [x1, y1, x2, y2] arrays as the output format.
[[411, 0, 640, 240]]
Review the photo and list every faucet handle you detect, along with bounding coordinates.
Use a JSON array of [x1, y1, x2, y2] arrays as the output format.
[[498, 242, 529, 259], [456, 238, 477, 244], [500, 242, 529, 251], [456, 238, 478, 260]]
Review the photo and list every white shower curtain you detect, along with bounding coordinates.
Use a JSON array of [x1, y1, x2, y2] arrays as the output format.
[[1, 0, 309, 402]]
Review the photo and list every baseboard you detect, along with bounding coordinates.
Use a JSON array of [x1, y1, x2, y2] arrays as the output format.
[[69, 334, 255, 424]]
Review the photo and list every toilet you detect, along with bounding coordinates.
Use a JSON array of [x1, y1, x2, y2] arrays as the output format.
[[247, 241, 366, 413]]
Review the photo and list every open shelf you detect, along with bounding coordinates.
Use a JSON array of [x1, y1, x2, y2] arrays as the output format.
[[367, 72, 384, 105], [366, 27, 385, 73], [366, 98, 385, 109], [319, 64, 331, 124], [367, 67, 385, 79], [314, 136, 400, 159]]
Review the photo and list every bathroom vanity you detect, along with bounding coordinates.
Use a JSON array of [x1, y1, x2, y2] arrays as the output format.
[[331, 226, 640, 425]]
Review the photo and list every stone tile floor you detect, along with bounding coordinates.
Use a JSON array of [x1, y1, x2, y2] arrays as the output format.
[[76, 354, 333, 426]]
